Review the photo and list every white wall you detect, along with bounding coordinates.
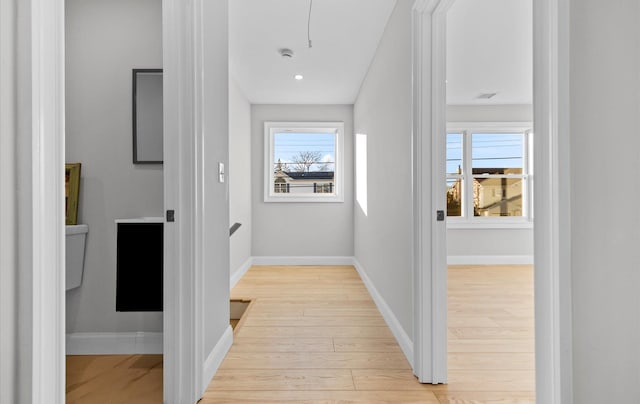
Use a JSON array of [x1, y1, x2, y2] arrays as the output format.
[[251, 104, 354, 258], [229, 78, 252, 276], [65, 0, 163, 334], [570, 1, 640, 402], [447, 228, 532, 259], [446, 104, 534, 263], [447, 104, 532, 122], [353, 0, 414, 337], [201, 0, 231, 367]]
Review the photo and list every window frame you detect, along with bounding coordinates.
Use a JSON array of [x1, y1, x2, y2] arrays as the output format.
[[264, 121, 345, 203], [446, 122, 533, 228]]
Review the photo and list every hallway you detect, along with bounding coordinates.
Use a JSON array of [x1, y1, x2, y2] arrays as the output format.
[[203, 265, 534, 403]]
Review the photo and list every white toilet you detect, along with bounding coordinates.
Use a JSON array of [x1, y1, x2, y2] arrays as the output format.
[[66, 224, 88, 291]]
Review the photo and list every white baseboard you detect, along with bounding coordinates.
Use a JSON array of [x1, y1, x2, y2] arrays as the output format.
[[66, 332, 163, 355], [352, 258, 414, 368], [447, 255, 534, 265], [202, 325, 233, 394], [230, 257, 253, 289], [252, 256, 355, 266]]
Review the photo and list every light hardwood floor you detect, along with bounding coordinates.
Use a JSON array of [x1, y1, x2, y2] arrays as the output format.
[[66, 354, 162, 403], [66, 264, 534, 403], [202, 264, 535, 403]]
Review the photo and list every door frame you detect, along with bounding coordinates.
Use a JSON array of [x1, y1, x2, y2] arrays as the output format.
[[162, 0, 204, 401], [411, 0, 452, 384], [14, 0, 66, 401], [411, 0, 574, 401], [21, 0, 573, 401], [15, 0, 209, 402]]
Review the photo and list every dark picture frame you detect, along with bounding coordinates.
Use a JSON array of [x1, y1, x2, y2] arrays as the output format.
[[132, 68, 163, 164], [65, 163, 81, 225]]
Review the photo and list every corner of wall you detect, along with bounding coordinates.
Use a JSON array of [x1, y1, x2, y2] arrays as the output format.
[[230, 257, 253, 289]]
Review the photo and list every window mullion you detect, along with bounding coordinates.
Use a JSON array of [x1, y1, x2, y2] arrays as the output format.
[[526, 130, 533, 219], [522, 131, 528, 219], [463, 130, 474, 219]]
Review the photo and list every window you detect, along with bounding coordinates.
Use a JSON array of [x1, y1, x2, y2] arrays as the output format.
[[446, 123, 533, 225], [274, 178, 289, 193], [314, 183, 333, 193], [264, 122, 344, 203]]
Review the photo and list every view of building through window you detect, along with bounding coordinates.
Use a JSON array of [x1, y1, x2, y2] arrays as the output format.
[[447, 131, 529, 218], [272, 132, 336, 195], [447, 133, 464, 216]]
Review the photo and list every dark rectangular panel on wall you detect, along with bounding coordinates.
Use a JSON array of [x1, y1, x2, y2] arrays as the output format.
[[116, 222, 163, 311]]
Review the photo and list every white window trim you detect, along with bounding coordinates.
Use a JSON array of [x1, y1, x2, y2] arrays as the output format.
[[264, 121, 345, 203], [447, 221, 534, 230], [446, 122, 533, 228]]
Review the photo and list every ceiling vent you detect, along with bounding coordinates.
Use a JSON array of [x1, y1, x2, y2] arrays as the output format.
[[279, 48, 294, 58], [477, 92, 498, 100]]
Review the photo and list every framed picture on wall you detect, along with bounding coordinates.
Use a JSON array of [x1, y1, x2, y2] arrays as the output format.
[[132, 68, 163, 164], [65, 163, 81, 225]]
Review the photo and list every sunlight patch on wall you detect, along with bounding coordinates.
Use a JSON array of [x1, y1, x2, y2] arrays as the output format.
[[356, 134, 368, 216]]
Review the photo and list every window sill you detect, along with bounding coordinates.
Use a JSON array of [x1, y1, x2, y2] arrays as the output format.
[[446, 220, 533, 230], [264, 195, 344, 203]]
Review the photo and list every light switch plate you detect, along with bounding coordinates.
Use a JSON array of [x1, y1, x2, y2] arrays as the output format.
[[218, 162, 225, 183]]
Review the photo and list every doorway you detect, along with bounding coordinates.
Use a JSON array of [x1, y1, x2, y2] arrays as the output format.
[[412, 0, 571, 402], [16, 0, 230, 402], [20, 0, 569, 401], [64, 0, 164, 401], [444, 0, 535, 399]]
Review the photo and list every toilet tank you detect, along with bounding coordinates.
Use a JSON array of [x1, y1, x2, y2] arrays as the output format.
[[66, 224, 88, 291]]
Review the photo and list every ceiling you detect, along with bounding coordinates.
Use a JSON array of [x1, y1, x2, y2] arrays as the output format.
[[229, 0, 396, 104], [229, 0, 532, 106], [446, 0, 532, 105]]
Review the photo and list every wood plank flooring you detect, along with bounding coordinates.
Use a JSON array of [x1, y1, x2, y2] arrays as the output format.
[[66, 264, 534, 403], [203, 264, 535, 403], [66, 354, 162, 403]]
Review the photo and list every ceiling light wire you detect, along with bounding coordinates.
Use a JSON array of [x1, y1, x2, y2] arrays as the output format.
[[307, 0, 313, 48]]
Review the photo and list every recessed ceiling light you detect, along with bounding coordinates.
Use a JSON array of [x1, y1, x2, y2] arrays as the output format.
[[294, 74, 304, 80]]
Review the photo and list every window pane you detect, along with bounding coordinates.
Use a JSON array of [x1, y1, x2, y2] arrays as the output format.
[[447, 178, 462, 217], [273, 132, 335, 195], [446, 133, 463, 176], [473, 177, 523, 217], [471, 133, 522, 172]]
